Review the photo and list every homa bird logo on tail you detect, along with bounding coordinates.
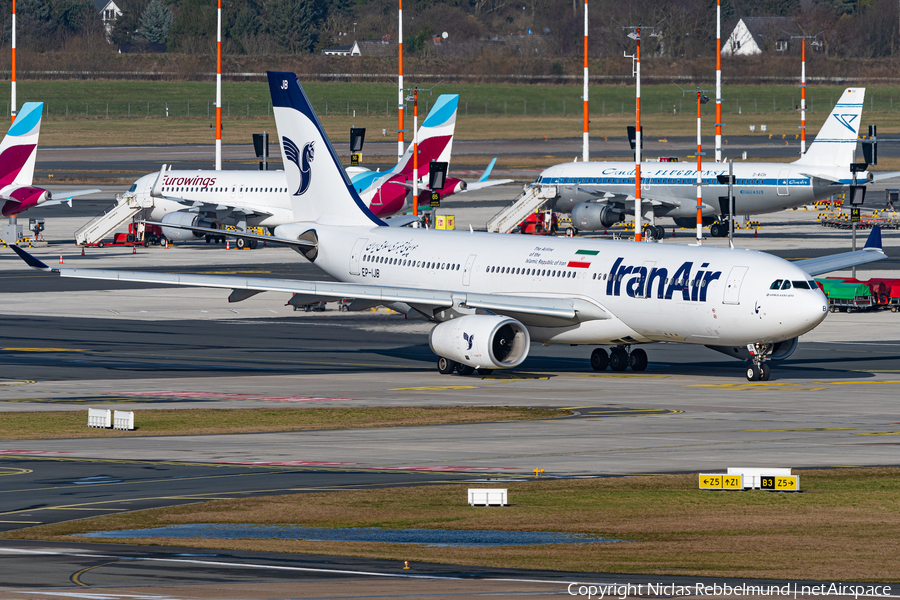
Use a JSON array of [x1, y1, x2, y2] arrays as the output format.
[[284, 137, 315, 195], [835, 114, 859, 133], [463, 332, 474, 351]]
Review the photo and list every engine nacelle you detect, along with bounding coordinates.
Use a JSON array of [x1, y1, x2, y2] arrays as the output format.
[[571, 202, 624, 230], [160, 212, 213, 241], [429, 315, 530, 369], [705, 337, 799, 362]]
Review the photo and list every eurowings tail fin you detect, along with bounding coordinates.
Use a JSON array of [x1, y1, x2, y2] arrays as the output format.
[[794, 88, 864, 167], [268, 72, 385, 227], [391, 94, 459, 177], [0, 102, 43, 188]]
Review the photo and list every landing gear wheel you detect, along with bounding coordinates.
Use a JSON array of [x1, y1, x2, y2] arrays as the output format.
[[760, 363, 771, 381], [476, 368, 494, 376], [456, 364, 476, 376], [206, 236, 212, 244], [710, 223, 723, 238], [629, 348, 648, 371], [249, 239, 259, 250], [746, 364, 761, 381], [609, 348, 629, 372], [590, 348, 609, 371], [654, 225, 666, 239], [236, 238, 247, 250], [437, 357, 458, 374]]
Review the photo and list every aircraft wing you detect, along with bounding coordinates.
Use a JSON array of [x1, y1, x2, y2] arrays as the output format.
[[382, 215, 420, 227], [869, 171, 900, 184], [793, 226, 886, 276], [39, 188, 103, 207], [10, 245, 608, 327], [459, 179, 514, 193]]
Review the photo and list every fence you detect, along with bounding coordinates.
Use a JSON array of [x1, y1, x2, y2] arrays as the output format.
[[8, 94, 896, 120]]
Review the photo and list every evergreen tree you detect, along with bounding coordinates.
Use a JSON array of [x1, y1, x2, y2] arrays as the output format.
[[136, 0, 174, 44]]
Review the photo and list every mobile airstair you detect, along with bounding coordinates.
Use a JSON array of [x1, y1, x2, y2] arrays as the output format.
[[486, 185, 558, 233], [75, 192, 150, 246]]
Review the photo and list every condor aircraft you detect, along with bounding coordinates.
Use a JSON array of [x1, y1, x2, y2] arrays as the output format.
[[540, 89, 873, 238], [121, 93, 507, 245], [0, 102, 99, 218], [13, 73, 887, 381]]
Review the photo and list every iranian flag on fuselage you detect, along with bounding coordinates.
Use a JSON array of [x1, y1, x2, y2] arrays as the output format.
[[568, 249, 598, 268]]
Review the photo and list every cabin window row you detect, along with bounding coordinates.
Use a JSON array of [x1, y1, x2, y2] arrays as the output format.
[[486, 266, 577, 278], [363, 255, 460, 270]]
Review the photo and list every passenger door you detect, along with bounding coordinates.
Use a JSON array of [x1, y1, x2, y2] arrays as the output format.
[[463, 254, 477, 286], [723, 266, 749, 305], [349, 238, 367, 275], [777, 169, 790, 196]]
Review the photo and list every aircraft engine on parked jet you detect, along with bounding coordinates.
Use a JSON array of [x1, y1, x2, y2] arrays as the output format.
[[571, 202, 625, 230], [429, 315, 530, 369], [705, 337, 799, 362], [160, 212, 215, 241]]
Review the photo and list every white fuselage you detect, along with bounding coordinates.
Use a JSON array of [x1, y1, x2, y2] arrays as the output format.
[[541, 161, 856, 217], [275, 222, 829, 347]]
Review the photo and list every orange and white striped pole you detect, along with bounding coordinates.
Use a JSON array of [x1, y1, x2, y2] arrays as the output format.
[[800, 37, 807, 155], [696, 91, 703, 244], [634, 28, 642, 242], [412, 89, 418, 217], [715, 0, 722, 162], [582, 0, 589, 163], [215, 0, 222, 170], [397, 0, 404, 160], [10, 0, 16, 124]]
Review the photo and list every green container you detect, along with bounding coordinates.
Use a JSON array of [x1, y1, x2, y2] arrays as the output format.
[[826, 282, 871, 300]]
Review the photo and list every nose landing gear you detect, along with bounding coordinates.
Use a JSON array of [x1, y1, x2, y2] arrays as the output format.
[[746, 343, 773, 381], [590, 346, 648, 372]]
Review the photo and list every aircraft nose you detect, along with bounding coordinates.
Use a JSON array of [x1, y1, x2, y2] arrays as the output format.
[[798, 291, 829, 332]]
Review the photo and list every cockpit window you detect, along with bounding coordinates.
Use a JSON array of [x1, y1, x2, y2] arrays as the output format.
[[128, 184, 137, 192], [781, 280, 792, 290], [792, 281, 811, 289], [808, 280, 819, 290], [770, 279, 783, 290]]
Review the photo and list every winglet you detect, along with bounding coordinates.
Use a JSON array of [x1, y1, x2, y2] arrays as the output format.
[[11, 244, 53, 271], [864, 225, 882, 250], [478, 158, 498, 183]]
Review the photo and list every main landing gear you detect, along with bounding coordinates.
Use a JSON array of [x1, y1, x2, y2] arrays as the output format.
[[745, 343, 773, 381], [436, 357, 493, 376], [590, 346, 648, 372]]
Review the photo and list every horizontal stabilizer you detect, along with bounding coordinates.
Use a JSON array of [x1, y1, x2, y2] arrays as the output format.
[[793, 227, 886, 276]]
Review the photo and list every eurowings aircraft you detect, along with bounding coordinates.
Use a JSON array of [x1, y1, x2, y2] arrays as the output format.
[[121, 94, 509, 242], [0, 102, 99, 218], [13, 73, 887, 382], [538, 89, 871, 238]]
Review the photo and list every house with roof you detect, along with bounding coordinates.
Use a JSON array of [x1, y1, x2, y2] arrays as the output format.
[[722, 17, 801, 56], [94, 0, 122, 39]]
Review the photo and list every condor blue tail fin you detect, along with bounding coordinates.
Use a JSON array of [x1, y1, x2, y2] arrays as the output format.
[[267, 72, 385, 227]]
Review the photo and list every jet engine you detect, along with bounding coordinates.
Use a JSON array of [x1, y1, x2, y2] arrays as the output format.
[[429, 315, 530, 369], [160, 212, 214, 241], [571, 202, 625, 230], [705, 337, 799, 362]]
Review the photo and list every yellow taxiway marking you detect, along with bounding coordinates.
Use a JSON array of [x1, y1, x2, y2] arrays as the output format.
[[1, 347, 87, 352], [388, 385, 481, 391], [0, 468, 32, 477], [852, 431, 900, 436], [743, 427, 861, 433], [0, 379, 35, 387], [197, 269, 273, 275], [577, 373, 668, 379], [71, 561, 119, 587], [0, 520, 41, 523]]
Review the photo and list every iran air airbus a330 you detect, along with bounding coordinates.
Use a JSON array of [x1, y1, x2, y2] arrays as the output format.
[[541, 89, 878, 238], [13, 73, 887, 381]]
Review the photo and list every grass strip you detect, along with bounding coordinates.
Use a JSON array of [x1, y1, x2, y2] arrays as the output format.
[[7, 467, 900, 582], [0, 406, 563, 439]]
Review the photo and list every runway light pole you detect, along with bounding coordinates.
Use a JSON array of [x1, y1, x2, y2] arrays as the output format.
[[715, 0, 722, 162], [679, 86, 712, 244], [398, 0, 404, 160], [624, 26, 656, 242], [788, 33, 822, 156], [215, 0, 222, 170], [10, 0, 16, 125], [582, 0, 589, 162]]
